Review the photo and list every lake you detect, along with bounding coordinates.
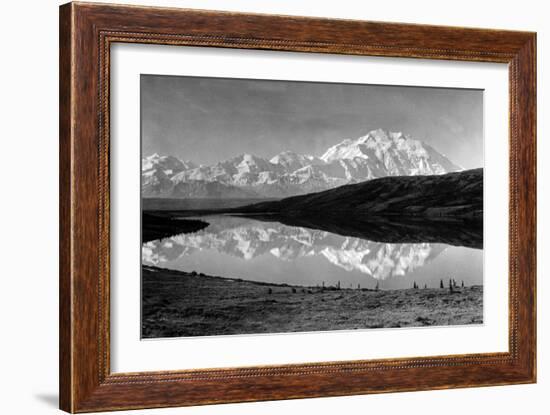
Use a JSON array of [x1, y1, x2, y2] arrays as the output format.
[[142, 215, 483, 290]]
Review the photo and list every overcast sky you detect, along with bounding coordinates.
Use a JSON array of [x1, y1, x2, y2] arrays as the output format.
[[141, 75, 483, 169]]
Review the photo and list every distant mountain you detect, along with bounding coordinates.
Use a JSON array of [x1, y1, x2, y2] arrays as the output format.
[[270, 151, 324, 172], [142, 129, 462, 198], [141, 153, 197, 173], [319, 129, 459, 175], [171, 180, 257, 199], [142, 153, 197, 196]]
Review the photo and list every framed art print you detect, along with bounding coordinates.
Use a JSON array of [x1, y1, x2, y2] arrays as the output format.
[[139, 75, 484, 339], [59, 2, 536, 412]]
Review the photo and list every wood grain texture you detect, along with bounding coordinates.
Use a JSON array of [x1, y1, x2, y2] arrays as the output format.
[[59, 3, 73, 412], [59, 2, 537, 412]]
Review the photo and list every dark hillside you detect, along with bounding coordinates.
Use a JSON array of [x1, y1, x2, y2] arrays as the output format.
[[239, 168, 483, 218]]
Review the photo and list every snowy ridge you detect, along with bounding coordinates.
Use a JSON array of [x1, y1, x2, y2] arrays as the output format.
[[142, 129, 462, 198]]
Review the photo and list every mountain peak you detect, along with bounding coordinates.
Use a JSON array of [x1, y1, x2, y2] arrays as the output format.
[[270, 150, 313, 173], [367, 127, 389, 139], [320, 129, 460, 176], [270, 150, 302, 160], [355, 129, 410, 146], [231, 153, 262, 163]]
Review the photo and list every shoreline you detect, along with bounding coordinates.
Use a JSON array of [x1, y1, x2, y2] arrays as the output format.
[[142, 265, 483, 338], [143, 265, 481, 292]]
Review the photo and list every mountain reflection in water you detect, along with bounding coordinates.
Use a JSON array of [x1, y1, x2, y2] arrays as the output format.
[[142, 215, 483, 289]]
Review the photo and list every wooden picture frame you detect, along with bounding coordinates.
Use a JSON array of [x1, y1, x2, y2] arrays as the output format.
[[59, 2, 536, 412]]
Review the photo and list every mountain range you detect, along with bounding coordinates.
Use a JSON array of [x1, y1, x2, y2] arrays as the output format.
[[142, 128, 462, 198]]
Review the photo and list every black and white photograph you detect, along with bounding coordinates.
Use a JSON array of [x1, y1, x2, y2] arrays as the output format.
[[140, 75, 484, 339], [3, 0, 545, 413]]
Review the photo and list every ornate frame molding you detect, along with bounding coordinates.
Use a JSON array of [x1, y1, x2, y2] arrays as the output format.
[[60, 2, 536, 412]]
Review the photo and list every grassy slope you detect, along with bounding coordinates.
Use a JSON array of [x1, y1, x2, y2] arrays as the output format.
[[238, 168, 483, 217], [142, 266, 483, 338]]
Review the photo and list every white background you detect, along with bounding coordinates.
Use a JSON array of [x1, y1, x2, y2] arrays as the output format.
[[0, 0, 547, 414]]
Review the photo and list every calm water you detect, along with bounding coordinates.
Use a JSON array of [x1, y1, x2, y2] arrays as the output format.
[[142, 215, 483, 290]]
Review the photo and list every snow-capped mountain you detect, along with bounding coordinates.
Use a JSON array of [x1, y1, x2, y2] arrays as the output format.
[[141, 153, 197, 173], [142, 153, 197, 196], [320, 129, 459, 176], [142, 129, 461, 198], [270, 151, 324, 172]]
